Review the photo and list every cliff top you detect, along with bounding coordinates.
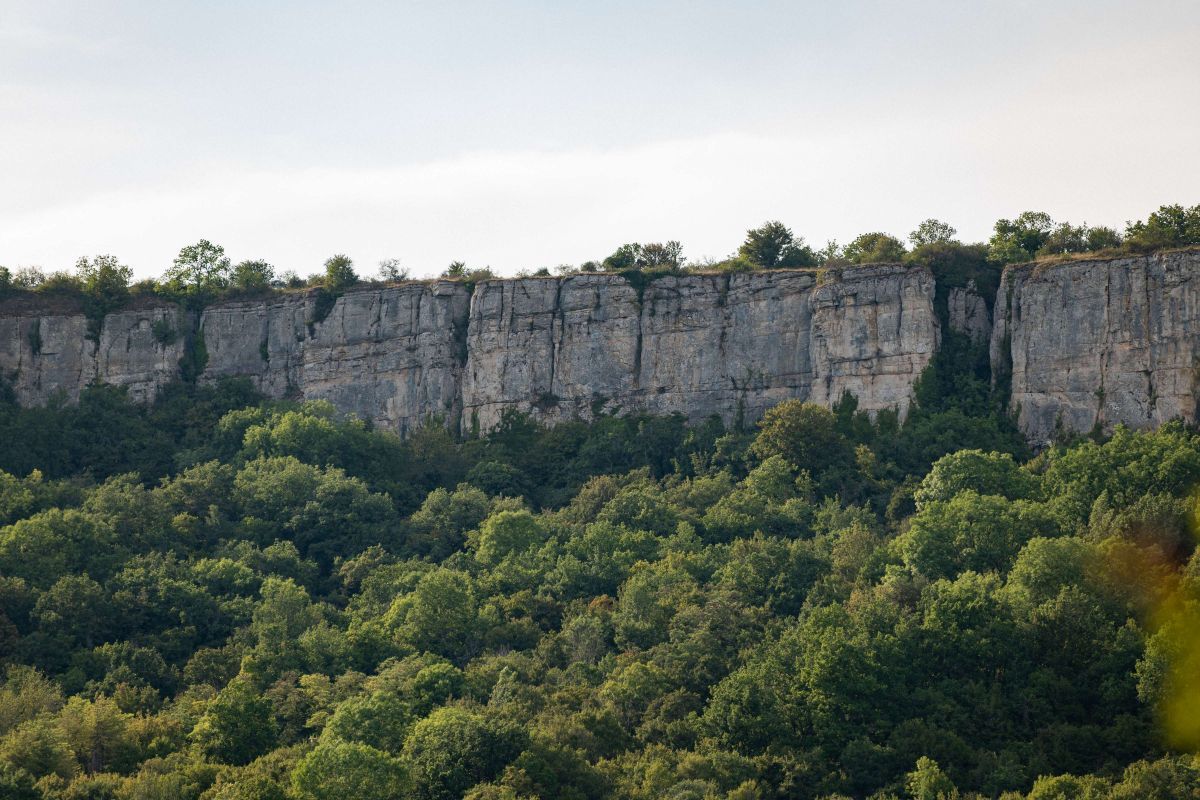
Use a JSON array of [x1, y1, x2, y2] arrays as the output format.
[[1001, 244, 1200, 280], [0, 261, 924, 318]]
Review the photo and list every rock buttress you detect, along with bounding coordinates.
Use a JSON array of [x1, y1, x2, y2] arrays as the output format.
[[990, 249, 1200, 444]]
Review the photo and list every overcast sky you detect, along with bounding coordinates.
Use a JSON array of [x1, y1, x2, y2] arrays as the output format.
[[2, 1, 1198, 279]]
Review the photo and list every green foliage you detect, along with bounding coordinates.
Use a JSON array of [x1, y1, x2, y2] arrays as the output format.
[[909, 219, 957, 248], [601, 242, 684, 272], [0, 359, 1195, 798], [322, 254, 358, 291], [1039, 222, 1123, 255], [230, 260, 275, 292], [151, 317, 177, 346], [749, 400, 855, 494], [191, 679, 279, 765], [291, 740, 408, 800], [401, 707, 524, 800], [906, 756, 958, 800], [163, 239, 232, 297], [74, 255, 132, 340], [842, 231, 907, 264], [179, 327, 209, 383], [1124, 203, 1200, 251], [988, 211, 1056, 264], [737, 221, 817, 269]]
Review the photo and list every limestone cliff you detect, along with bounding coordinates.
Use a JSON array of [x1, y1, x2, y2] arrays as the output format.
[[991, 249, 1200, 444], [0, 301, 189, 406], [461, 264, 938, 430], [0, 265, 939, 434], [199, 282, 471, 435]]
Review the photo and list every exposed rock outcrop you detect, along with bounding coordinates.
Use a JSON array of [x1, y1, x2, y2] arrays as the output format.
[[991, 249, 1200, 444], [0, 303, 188, 405], [461, 265, 939, 430], [199, 282, 472, 434], [0, 265, 939, 434], [948, 281, 991, 343]]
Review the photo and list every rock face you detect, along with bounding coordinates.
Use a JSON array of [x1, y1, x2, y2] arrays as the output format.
[[200, 282, 472, 435], [461, 265, 939, 430], [991, 249, 1200, 444], [948, 281, 991, 343], [0, 303, 189, 405], [0, 265, 939, 433], [9, 251, 1200, 444]]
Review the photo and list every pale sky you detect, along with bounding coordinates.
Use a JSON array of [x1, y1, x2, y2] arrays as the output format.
[[2, 0, 1198, 279]]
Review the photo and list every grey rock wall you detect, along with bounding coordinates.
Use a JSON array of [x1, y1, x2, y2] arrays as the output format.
[[462, 264, 939, 430], [0, 265, 940, 434], [199, 282, 472, 434], [991, 249, 1200, 444], [948, 281, 991, 343], [0, 303, 188, 405]]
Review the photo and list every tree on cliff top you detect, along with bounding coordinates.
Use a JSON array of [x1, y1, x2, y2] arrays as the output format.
[[163, 240, 232, 295], [987, 211, 1054, 264], [601, 241, 685, 272], [1124, 203, 1200, 251], [737, 221, 816, 269], [75, 255, 131, 312], [909, 219, 957, 248], [842, 231, 907, 264], [323, 254, 359, 291]]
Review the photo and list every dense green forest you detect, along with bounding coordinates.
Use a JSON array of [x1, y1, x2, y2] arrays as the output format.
[[2, 293, 1200, 800]]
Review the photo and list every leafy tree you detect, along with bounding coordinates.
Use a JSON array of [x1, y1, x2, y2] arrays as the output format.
[[401, 707, 523, 800], [602, 244, 642, 272], [323, 255, 358, 290], [388, 569, 479, 661], [57, 695, 140, 775], [164, 239, 232, 293], [909, 219, 957, 248], [1038, 222, 1122, 255], [0, 718, 76, 780], [987, 211, 1055, 264], [74, 255, 132, 328], [842, 232, 907, 264], [0, 763, 38, 800], [905, 756, 958, 800], [749, 401, 855, 491], [638, 241, 684, 269], [469, 509, 547, 568], [32, 575, 111, 649], [378, 258, 409, 282], [191, 679, 279, 765], [914, 449, 1041, 508], [737, 221, 816, 268], [0, 667, 62, 737], [899, 491, 1060, 579], [407, 485, 491, 560], [1123, 203, 1200, 251], [230, 260, 275, 291], [291, 740, 409, 800]]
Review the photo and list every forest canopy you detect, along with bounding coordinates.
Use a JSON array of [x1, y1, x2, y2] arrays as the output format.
[[1, 326, 1199, 800]]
